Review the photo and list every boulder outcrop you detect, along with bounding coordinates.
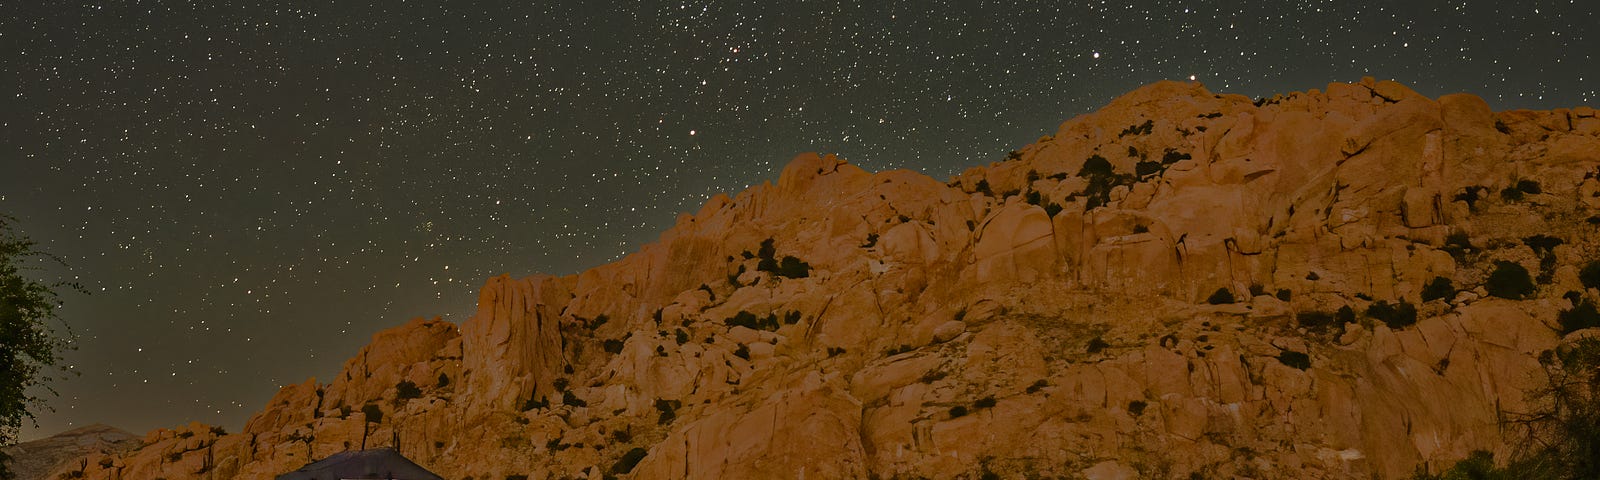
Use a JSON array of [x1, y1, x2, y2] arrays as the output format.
[[59, 78, 1600, 479]]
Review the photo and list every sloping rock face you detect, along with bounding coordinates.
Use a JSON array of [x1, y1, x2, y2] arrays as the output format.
[[64, 79, 1600, 479], [3, 424, 136, 480]]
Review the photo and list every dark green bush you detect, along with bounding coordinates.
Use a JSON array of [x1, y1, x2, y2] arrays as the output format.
[[674, 329, 689, 345], [1086, 336, 1109, 354], [949, 405, 969, 418], [562, 394, 587, 408], [1559, 301, 1600, 335], [1523, 235, 1564, 255], [602, 339, 625, 354], [757, 238, 776, 260], [1076, 154, 1136, 210], [1128, 400, 1147, 416], [726, 310, 779, 331], [1485, 261, 1535, 299], [361, 404, 384, 423], [975, 179, 993, 195], [1336, 305, 1357, 324], [1366, 301, 1419, 329], [611, 447, 649, 475], [654, 399, 681, 425], [1580, 261, 1600, 290], [396, 380, 422, 400], [1206, 288, 1235, 305], [1442, 232, 1475, 260], [974, 396, 997, 409], [1421, 276, 1454, 302], [776, 255, 810, 278], [1297, 311, 1336, 332], [1135, 160, 1164, 177], [1277, 351, 1311, 370]]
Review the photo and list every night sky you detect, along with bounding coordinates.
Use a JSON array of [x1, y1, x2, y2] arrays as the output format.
[[4, 1, 1595, 440]]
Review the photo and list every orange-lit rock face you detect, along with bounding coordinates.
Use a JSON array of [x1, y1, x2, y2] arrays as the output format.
[[57, 79, 1600, 480]]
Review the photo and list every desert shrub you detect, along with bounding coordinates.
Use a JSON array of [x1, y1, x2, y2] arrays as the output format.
[[1366, 301, 1419, 329], [783, 311, 802, 325], [1409, 450, 1505, 480], [776, 255, 810, 278], [562, 394, 587, 408], [521, 397, 548, 411], [1421, 277, 1455, 303], [1580, 261, 1600, 290], [674, 329, 689, 345], [361, 404, 383, 423], [1206, 288, 1235, 305], [1077, 154, 1136, 210], [1297, 311, 1336, 332], [1559, 301, 1600, 335], [862, 233, 879, 248], [1162, 149, 1192, 164], [1119, 119, 1154, 137], [396, 380, 422, 400], [757, 238, 776, 260], [655, 399, 681, 425], [726, 310, 779, 332], [949, 406, 969, 418], [974, 396, 997, 409], [1086, 336, 1109, 354], [602, 339, 625, 354], [436, 373, 450, 388], [1442, 232, 1476, 260], [1135, 160, 1164, 177], [1043, 202, 1064, 217], [611, 447, 649, 475], [1128, 400, 1148, 416], [1277, 351, 1311, 370], [1523, 235, 1564, 255], [1336, 305, 1357, 324], [1486, 261, 1536, 299]]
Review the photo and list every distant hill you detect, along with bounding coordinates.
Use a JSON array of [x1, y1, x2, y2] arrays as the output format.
[[3, 424, 137, 480]]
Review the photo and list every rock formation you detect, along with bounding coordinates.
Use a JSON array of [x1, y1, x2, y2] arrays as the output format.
[[3, 424, 136, 480], [49, 78, 1600, 479]]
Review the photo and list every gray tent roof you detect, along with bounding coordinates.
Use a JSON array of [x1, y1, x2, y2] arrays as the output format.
[[274, 448, 444, 480]]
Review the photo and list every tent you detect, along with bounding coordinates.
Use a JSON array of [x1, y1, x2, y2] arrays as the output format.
[[274, 448, 445, 480]]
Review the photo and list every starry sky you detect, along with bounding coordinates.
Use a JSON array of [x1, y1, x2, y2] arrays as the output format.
[[4, 1, 1595, 441]]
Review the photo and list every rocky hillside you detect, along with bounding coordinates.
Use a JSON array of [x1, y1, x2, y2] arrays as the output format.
[[52, 78, 1600, 479], [4, 424, 137, 480]]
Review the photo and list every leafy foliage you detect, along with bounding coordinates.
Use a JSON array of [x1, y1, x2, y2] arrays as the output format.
[[0, 217, 79, 475], [610, 447, 649, 475], [1580, 261, 1600, 290], [1486, 261, 1536, 299], [1421, 276, 1455, 303], [395, 380, 422, 400], [1277, 350, 1311, 370], [1367, 301, 1419, 329], [1076, 154, 1137, 210], [1205, 288, 1235, 305], [1558, 300, 1600, 335]]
